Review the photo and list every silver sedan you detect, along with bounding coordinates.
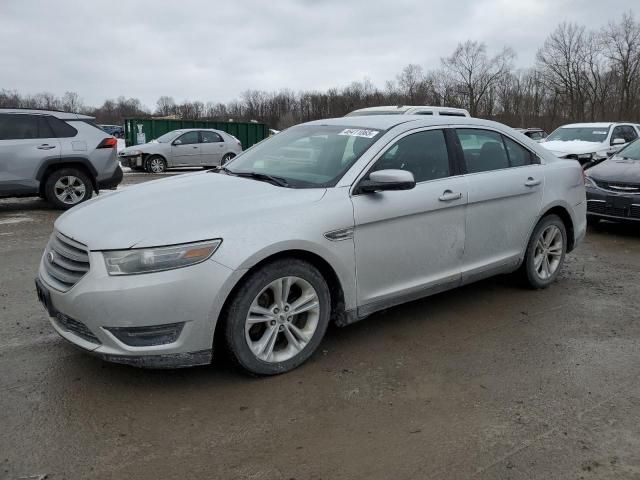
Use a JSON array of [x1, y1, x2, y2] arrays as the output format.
[[119, 128, 242, 173], [38, 115, 586, 375]]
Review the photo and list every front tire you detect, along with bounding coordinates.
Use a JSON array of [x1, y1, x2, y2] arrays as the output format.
[[521, 214, 567, 289], [221, 153, 235, 166], [44, 168, 93, 210], [223, 259, 331, 375], [145, 155, 166, 174]]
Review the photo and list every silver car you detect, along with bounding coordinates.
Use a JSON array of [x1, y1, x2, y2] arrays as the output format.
[[119, 128, 243, 173], [37, 116, 586, 375]]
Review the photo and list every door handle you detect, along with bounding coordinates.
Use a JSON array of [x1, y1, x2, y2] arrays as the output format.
[[37, 144, 56, 150], [524, 177, 541, 187], [438, 190, 462, 202], [192, 146, 198, 149]]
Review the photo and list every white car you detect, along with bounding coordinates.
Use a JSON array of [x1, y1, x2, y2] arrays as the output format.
[[345, 105, 470, 117], [119, 128, 243, 173], [36, 116, 586, 375], [540, 122, 640, 166]]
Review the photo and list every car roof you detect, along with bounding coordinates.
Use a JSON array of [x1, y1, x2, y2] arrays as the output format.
[[0, 108, 94, 121], [304, 115, 506, 131], [350, 105, 468, 114]]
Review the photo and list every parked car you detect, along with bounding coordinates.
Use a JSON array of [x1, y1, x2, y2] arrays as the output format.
[[345, 105, 470, 117], [36, 116, 586, 374], [540, 122, 640, 166], [515, 128, 547, 142], [0, 108, 122, 209], [99, 124, 124, 138], [118, 128, 242, 173], [585, 138, 640, 224]]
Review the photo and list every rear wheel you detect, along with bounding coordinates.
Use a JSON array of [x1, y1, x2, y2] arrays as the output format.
[[223, 259, 330, 375], [44, 168, 92, 210], [521, 214, 567, 289], [221, 153, 235, 166]]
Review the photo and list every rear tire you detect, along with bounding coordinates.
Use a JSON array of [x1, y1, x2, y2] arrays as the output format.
[[222, 259, 331, 375], [520, 214, 567, 289], [44, 168, 93, 210]]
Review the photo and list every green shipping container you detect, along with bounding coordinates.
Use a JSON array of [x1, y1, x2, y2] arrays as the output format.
[[124, 118, 268, 150]]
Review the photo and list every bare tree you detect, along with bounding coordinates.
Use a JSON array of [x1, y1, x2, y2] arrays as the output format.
[[441, 41, 515, 116], [155, 96, 176, 117]]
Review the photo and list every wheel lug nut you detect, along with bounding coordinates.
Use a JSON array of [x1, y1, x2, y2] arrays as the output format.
[[273, 308, 279, 314], [279, 325, 284, 331], [284, 306, 289, 312], [270, 320, 276, 326], [287, 316, 292, 321]]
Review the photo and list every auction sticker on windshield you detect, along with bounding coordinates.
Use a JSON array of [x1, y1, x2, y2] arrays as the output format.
[[338, 129, 380, 138]]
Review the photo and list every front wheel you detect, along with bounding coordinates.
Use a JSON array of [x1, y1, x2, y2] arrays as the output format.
[[44, 168, 93, 210], [221, 153, 235, 166], [145, 155, 166, 174], [521, 214, 567, 289], [223, 259, 331, 375]]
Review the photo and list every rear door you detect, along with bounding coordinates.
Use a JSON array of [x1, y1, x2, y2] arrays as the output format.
[[199, 130, 225, 166], [0, 113, 60, 196], [454, 128, 545, 282], [170, 131, 200, 166], [351, 128, 467, 313]]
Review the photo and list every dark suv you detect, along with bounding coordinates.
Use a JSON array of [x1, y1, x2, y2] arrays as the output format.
[[0, 109, 123, 209]]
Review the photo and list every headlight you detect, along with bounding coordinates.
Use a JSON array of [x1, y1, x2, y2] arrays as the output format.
[[103, 239, 222, 275], [584, 175, 596, 187], [124, 149, 142, 156]]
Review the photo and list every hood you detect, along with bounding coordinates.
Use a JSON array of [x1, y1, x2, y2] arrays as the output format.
[[121, 142, 164, 154], [55, 172, 327, 250], [541, 140, 606, 156], [587, 156, 640, 184]]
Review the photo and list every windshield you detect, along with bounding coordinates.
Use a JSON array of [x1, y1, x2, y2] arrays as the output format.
[[546, 127, 610, 143], [616, 139, 640, 160], [345, 110, 404, 117], [155, 130, 183, 143], [225, 125, 382, 187]]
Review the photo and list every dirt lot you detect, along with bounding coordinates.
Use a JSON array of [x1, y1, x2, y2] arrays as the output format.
[[1, 172, 639, 480]]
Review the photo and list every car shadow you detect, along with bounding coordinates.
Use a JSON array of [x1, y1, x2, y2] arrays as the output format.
[[589, 221, 640, 239]]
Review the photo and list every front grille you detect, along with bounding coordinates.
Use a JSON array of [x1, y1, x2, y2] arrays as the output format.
[[41, 231, 90, 291], [593, 179, 640, 193], [56, 313, 101, 344], [587, 200, 640, 219]]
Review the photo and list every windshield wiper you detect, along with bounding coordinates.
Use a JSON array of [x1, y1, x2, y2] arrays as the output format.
[[215, 167, 289, 187]]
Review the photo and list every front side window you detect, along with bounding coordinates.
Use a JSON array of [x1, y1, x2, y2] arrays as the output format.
[[0, 114, 40, 140], [176, 131, 199, 145], [372, 129, 450, 183], [201, 131, 223, 143], [226, 125, 381, 187], [619, 126, 638, 143], [155, 131, 183, 143], [457, 129, 509, 173]]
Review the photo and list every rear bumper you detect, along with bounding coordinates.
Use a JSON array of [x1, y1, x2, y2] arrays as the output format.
[[97, 165, 123, 190]]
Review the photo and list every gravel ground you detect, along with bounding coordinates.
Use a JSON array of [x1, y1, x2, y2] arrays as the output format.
[[1, 172, 639, 480]]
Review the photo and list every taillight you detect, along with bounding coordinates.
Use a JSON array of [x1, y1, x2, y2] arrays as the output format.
[[97, 137, 118, 149]]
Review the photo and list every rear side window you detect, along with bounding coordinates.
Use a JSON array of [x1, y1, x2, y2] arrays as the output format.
[[47, 116, 78, 138], [439, 111, 467, 117], [0, 113, 57, 140], [457, 129, 509, 173], [201, 131, 223, 143], [373, 129, 450, 183]]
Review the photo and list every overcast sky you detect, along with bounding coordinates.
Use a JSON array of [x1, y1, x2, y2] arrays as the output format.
[[0, 0, 637, 108]]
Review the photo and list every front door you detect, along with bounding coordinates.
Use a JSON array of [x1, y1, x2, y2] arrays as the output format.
[[351, 128, 467, 314], [454, 128, 545, 282], [170, 131, 201, 166]]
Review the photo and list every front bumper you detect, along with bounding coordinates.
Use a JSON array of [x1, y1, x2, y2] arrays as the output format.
[[118, 155, 143, 168], [586, 187, 640, 223], [37, 250, 245, 368]]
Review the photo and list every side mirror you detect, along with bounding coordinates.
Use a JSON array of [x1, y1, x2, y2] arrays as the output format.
[[173, 139, 182, 145], [612, 138, 625, 146], [356, 169, 416, 194]]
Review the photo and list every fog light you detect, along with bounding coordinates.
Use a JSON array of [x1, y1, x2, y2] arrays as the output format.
[[105, 322, 185, 347]]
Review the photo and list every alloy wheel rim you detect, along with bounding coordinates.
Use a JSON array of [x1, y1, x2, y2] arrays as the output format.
[[533, 225, 563, 280], [54, 176, 86, 204], [150, 158, 164, 173], [245, 276, 320, 363]]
